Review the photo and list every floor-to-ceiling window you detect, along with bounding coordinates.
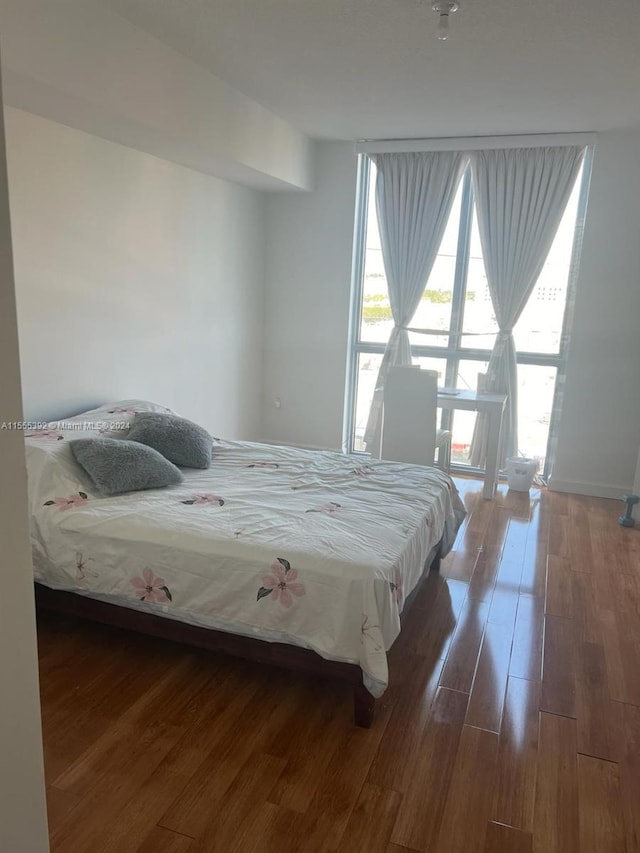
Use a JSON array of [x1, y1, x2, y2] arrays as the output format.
[[344, 152, 592, 478]]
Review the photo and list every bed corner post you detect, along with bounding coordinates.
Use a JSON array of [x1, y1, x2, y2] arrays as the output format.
[[353, 683, 375, 728]]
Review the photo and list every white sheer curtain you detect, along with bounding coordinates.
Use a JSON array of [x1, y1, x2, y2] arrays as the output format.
[[469, 145, 585, 467], [364, 150, 467, 454]]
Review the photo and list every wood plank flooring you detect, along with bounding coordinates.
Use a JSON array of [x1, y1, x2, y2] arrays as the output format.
[[37, 480, 640, 852]]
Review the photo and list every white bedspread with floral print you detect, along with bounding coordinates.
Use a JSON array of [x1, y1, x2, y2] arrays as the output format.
[[26, 401, 466, 697]]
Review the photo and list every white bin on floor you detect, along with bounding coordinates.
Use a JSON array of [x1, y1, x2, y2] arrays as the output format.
[[506, 457, 538, 492]]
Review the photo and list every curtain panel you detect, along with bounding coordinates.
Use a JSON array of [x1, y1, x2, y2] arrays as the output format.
[[468, 145, 585, 467], [363, 150, 467, 454]]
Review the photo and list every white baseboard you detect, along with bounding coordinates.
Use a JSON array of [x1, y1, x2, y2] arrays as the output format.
[[547, 478, 631, 500]]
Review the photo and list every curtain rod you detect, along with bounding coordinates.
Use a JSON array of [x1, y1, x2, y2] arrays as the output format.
[[355, 132, 597, 155]]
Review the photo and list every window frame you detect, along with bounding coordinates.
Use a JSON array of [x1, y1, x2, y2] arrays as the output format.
[[343, 149, 594, 479]]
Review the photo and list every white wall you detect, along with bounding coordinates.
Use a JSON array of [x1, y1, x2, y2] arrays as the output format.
[[262, 141, 357, 448], [263, 133, 640, 499], [549, 126, 640, 498], [5, 107, 265, 439], [0, 79, 50, 853]]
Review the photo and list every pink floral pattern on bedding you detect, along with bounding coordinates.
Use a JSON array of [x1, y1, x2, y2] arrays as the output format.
[[306, 502, 342, 515], [257, 558, 305, 608], [43, 492, 88, 510], [131, 567, 172, 603], [181, 494, 225, 506], [361, 614, 383, 653], [75, 552, 97, 582], [352, 465, 376, 477], [389, 567, 403, 605]]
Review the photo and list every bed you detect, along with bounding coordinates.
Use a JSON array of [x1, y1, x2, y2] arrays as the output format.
[[27, 400, 466, 726]]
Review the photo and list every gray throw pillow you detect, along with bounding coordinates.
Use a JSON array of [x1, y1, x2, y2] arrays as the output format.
[[126, 412, 212, 469], [70, 437, 184, 495]]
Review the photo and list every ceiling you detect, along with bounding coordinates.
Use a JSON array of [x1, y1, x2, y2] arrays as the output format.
[[101, 0, 640, 140]]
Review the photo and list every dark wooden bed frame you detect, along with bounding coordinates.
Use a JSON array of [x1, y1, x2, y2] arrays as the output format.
[[35, 544, 442, 728]]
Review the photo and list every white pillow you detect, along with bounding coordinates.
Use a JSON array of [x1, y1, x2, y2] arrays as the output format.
[[47, 400, 176, 435], [68, 399, 175, 419]]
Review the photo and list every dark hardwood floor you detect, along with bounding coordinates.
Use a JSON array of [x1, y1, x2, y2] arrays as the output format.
[[37, 479, 640, 852]]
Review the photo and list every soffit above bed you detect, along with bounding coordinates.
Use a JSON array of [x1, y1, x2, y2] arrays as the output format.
[[0, 0, 313, 191]]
